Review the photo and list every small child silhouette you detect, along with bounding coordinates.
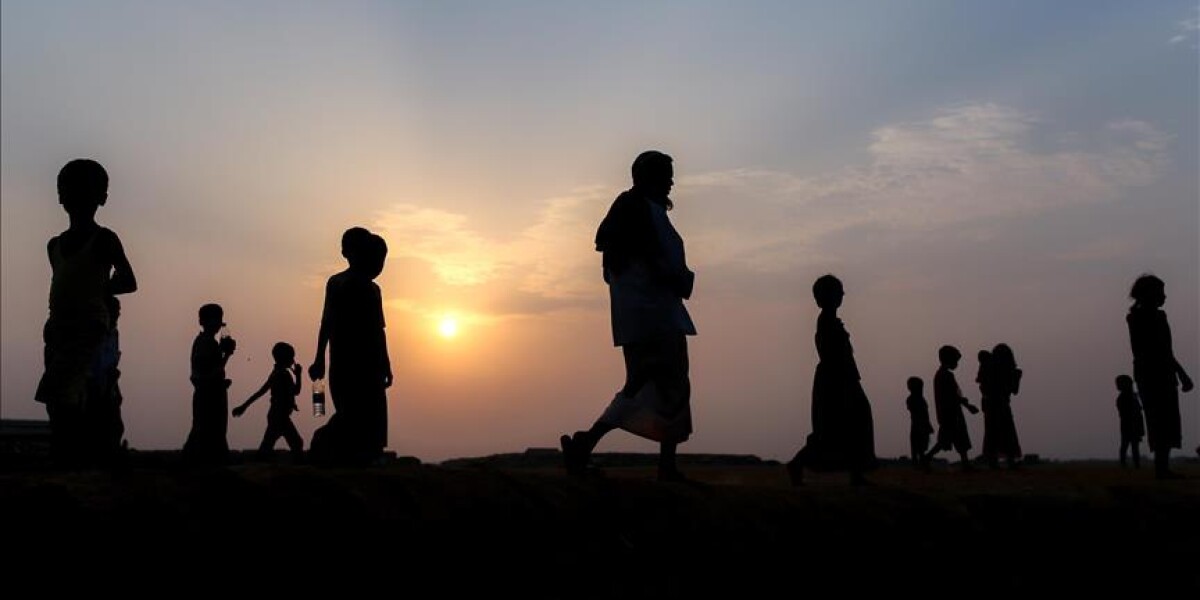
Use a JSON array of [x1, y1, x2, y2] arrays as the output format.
[[183, 303, 236, 466], [905, 376, 933, 466], [1114, 375, 1144, 468], [922, 345, 979, 471], [233, 342, 305, 460]]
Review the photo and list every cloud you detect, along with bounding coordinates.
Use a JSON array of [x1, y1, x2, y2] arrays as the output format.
[[374, 205, 503, 286], [363, 103, 1170, 317], [676, 104, 1168, 272], [369, 186, 613, 319], [1168, 9, 1200, 44]]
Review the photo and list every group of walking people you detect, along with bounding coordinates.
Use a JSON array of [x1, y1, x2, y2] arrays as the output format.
[[31, 153, 1197, 480]]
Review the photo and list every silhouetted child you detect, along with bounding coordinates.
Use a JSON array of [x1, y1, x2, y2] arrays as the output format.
[[308, 228, 392, 465], [975, 350, 994, 464], [1114, 375, 1144, 468], [786, 275, 876, 486], [233, 342, 304, 460], [981, 343, 1023, 469], [84, 295, 126, 464], [1126, 275, 1193, 479], [976, 350, 992, 412], [905, 377, 933, 466], [922, 345, 979, 470], [35, 159, 138, 467], [183, 303, 236, 465]]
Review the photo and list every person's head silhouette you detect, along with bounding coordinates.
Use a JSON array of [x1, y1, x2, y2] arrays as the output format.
[[631, 150, 674, 206], [992, 343, 1015, 368], [907, 376, 924, 395], [1115, 374, 1134, 393], [812, 274, 844, 310], [1130, 274, 1166, 309], [57, 159, 109, 218], [341, 226, 373, 267], [939, 345, 961, 369], [198, 303, 224, 334], [271, 342, 296, 367]]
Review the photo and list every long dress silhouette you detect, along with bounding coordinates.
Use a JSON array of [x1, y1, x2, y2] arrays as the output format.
[[981, 344, 1022, 466], [788, 275, 876, 484], [1126, 275, 1193, 479]]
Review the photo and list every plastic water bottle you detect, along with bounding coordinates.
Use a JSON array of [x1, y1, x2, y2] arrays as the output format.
[[312, 378, 326, 417]]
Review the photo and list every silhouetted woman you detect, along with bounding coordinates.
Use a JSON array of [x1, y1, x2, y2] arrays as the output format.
[[980, 343, 1022, 468], [1126, 275, 1193, 479], [560, 150, 697, 482], [787, 275, 876, 485]]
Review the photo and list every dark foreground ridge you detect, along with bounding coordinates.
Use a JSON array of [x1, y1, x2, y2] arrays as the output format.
[[2, 457, 1197, 597]]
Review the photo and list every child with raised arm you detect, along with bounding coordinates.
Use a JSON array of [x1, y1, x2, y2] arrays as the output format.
[[35, 159, 137, 467], [1126, 275, 1194, 479], [233, 342, 305, 460], [1114, 375, 1144, 468], [922, 345, 979, 471], [183, 303, 236, 466], [308, 229, 392, 465]]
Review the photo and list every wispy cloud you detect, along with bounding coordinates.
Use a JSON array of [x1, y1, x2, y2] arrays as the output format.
[[363, 103, 1170, 317], [678, 103, 1169, 271], [1168, 8, 1199, 44]]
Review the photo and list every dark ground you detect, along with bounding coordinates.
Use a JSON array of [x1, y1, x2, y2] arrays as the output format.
[[1, 454, 1197, 597]]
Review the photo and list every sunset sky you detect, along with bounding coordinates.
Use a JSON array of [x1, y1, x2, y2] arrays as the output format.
[[3, 1, 1197, 462]]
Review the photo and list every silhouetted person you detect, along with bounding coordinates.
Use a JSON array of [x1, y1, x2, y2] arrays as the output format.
[[905, 377, 933, 466], [233, 342, 305, 460], [308, 229, 393, 466], [981, 343, 1022, 469], [922, 345, 979, 470], [35, 159, 138, 467], [975, 349, 992, 412], [1126, 275, 1193, 479], [1114, 375, 1144, 468], [183, 303, 236, 466], [786, 275, 877, 486], [84, 295, 126, 464], [974, 349, 992, 456], [560, 150, 697, 482]]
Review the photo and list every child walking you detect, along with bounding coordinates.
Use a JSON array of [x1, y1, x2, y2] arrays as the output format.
[[233, 342, 305, 460]]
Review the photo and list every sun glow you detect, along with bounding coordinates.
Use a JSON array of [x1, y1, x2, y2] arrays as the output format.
[[438, 316, 459, 339]]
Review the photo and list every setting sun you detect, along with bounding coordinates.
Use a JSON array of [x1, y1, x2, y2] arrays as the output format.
[[438, 316, 459, 339]]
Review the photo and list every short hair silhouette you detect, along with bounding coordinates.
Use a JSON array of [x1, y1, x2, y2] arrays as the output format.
[[907, 376, 924, 393], [631, 150, 673, 186], [812, 274, 843, 308], [271, 342, 296, 364], [1129, 274, 1164, 302], [198, 303, 224, 324], [1115, 374, 1134, 390], [57, 159, 108, 199], [939, 345, 961, 364], [341, 227, 373, 261]]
